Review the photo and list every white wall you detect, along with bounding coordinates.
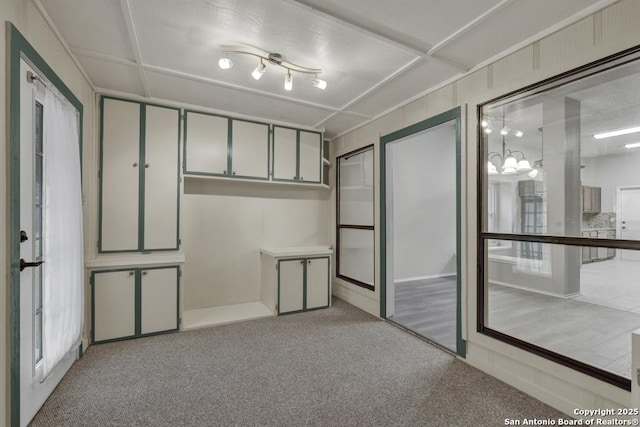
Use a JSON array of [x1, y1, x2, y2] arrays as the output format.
[[1, 1, 96, 424], [182, 179, 330, 310], [389, 122, 457, 281], [582, 151, 640, 213], [332, 0, 640, 417]]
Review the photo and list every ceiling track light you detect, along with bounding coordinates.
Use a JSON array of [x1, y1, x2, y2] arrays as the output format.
[[219, 45, 327, 91]]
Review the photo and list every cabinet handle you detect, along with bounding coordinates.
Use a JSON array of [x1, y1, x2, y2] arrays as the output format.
[[145, 163, 150, 168], [132, 162, 138, 167], [223, 170, 228, 175], [307, 260, 311, 264], [300, 177, 304, 181], [300, 260, 304, 264], [293, 176, 297, 180], [128, 271, 134, 276], [232, 171, 236, 175], [142, 271, 147, 276]]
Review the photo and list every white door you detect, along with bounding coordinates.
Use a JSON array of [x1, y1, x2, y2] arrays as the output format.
[[231, 120, 269, 179], [278, 260, 304, 313], [298, 131, 321, 183], [273, 126, 297, 181], [141, 268, 179, 334], [19, 59, 76, 426], [144, 105, 180, 250], [620, 187, 640, 261], [306, 258, 329, 310]]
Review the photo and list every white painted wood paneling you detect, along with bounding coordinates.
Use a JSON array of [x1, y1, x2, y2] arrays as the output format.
[[306, 257, 329, 309], [144, 105, 179, 250], [184, 111, 228, 175], [93, 270, 136, 341], [75, 54, 144, 96], [278, 259, 304, 313], [601, 0, 640, 45], [231, 120, 269, 179], [298, 130, 322, 183], [539, 16, 595, 74], [101, 98, 140, 251], [140, 268, 178, 334], [273, 126, 298, 180]]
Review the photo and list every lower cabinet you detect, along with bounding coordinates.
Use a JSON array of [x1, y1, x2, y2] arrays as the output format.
[[91, 265, 179, 343], [278, 257, 330, 315]]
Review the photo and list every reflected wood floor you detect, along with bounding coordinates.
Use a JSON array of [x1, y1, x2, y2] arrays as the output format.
[[390, 276, 457, 352]]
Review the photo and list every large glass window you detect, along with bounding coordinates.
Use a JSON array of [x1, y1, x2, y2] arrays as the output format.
[[337, 146, 374, 290], [479, 51, 640, 390]]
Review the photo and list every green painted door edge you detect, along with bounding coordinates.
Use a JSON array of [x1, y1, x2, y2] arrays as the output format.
[[8, 22, 84, 427], [378, 106, 466, 358], [138, 104, 146, 252]]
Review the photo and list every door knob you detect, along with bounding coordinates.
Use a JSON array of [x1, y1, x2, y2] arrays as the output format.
[[145, 163, 150, 168], [622, 226, 627, 230], [622, 221, 626, 224], [20, 259, 44, 272]]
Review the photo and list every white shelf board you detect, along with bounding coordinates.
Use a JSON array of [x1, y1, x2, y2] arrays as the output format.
[[182, 301, 274, 331], [184, 174, 330, 190], [323, 158, 331, 166], [86, 253, 185, 269], [260, 245, 333, 258]]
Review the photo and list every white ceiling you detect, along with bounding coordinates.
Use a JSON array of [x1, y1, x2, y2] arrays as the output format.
[[40, 0, 612, 138]]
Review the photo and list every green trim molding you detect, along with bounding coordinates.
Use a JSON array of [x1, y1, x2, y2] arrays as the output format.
[[379, 107, 466, 358], [8, 22, 84, 427]]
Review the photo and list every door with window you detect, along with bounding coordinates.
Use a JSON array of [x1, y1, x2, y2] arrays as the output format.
[[18, 58, 82, 426]]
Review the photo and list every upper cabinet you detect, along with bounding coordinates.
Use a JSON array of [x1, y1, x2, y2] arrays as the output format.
[[582, 185, 602, 214], [99, 97, 180, 253], [272, 126, 322, 184], [184, 111, 269, 180]]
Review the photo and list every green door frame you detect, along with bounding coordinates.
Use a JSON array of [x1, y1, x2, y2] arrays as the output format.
[[379, 106, 466, 357], [7, 22, 84, 427]]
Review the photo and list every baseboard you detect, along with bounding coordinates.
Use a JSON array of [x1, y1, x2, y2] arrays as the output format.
[[489, 279, 582, 299], [395, 272, 456, 284]]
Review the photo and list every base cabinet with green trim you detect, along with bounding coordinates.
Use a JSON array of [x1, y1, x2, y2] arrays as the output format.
[[99, 96, 180, 253], [91, 266, 179, 343], [260, 247, 332, 315]]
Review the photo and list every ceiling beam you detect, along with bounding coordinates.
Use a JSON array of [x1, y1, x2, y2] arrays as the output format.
[[283, 0, 469, 74], [70, 47, 138, 67], [119, 0, 151, 97]]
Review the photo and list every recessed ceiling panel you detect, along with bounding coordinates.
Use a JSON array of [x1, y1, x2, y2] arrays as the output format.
[[76, 54, 145, 96], [436, 0, 604, 70], [146, 70, 332, 127], [129, 0, 418, 108], [317, 113, 371, 139], [40, 0, 135, 60], [296, 0, 503, 51], [347, 58, 458, 117]]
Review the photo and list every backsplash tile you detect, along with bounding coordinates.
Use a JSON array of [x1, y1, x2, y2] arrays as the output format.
[[582, 212, 616, 230]]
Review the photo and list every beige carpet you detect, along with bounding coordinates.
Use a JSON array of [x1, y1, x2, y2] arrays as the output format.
[[30, 298, 564, 426]]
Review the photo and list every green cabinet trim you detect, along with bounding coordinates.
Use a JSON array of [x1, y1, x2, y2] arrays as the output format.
[[98, 96, 181, 254], [277, 256, 330, 315], [272, 125, 323, 184], [90, 265, 180, 344], [183, 110, 271, 181]]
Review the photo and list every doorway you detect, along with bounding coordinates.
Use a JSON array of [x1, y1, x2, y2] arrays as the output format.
[[380, 108, 464, 356], [619, 187, 640, 261]]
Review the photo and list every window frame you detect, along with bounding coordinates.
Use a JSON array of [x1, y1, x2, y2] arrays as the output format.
[[336, 144, 375, 291], [477, 44, 640, 391]]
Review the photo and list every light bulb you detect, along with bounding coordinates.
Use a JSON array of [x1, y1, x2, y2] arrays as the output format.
[[251, 62, 266, 80], [500, 127, 510, 136], [484, 128, 493, 134], [284, 71, 293, 91], [487, 161, 498, 175], [218, 57, 233, 70], [515, 130, 524, 138], [528, 169, 539, 178], [481, 119, 489, 128], [516, 159, 532, 172], [312, 78, 327, 90]]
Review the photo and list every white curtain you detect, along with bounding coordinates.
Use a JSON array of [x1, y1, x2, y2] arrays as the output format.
[[42, 87, 83, 380]]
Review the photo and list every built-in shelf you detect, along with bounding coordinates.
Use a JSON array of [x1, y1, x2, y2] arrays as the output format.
[[182, 301, 274, 330], [183, 174, 329, 190], [260, 245, 332, 258], [85, 253, 185, 269]]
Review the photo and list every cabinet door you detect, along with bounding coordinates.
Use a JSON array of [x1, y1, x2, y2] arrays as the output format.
[[231, 120, 269, 179], [144, 105, 180, 250], [273, 126, 298, 181], [184, 111, 229, 175], [93, 270, 136, 342], [141, 267, 179, 335], [593, 187, 601, 213], [100, 98, 140, 252], [306, 257, 329, 310], [278, 259, 304, 314], [299, 131, 322, 183], [582, 186, 592, 212]]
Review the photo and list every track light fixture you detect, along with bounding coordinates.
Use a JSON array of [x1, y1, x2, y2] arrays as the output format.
[[218, 45, 327, 91]]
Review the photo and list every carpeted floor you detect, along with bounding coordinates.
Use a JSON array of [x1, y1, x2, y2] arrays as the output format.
[[30, 298, 565, 426]]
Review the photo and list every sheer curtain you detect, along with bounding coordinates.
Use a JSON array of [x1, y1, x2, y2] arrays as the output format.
[[42, 87, 83, 380]]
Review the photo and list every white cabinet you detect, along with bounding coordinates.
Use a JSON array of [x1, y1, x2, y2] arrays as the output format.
[[91, 266, 179, 343], [99, 97, 180, 253], [260, 247, 332, 315], [273, 126, 323, 183], [184, 111, 269, 179]]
